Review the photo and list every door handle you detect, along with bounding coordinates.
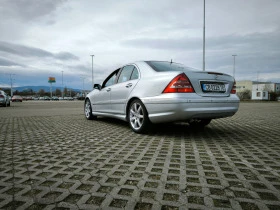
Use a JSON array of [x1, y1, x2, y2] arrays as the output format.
[[106, 88, 111, 92], [126, 83, 132, 88]]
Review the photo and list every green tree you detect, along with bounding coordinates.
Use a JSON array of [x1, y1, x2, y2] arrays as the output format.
[[70, 90, 76, 97], [237, 89, 251, 100], [38, 89, 45, 96], [269, 91, 280, 101], [64, 87, 68, 96], [55, 89, 61, 96]]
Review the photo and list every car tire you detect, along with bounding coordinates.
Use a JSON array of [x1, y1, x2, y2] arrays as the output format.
[[189, 119, 212, 128], [84, 99, 97, 120], [7, 101, 10, 107], [128, 99, 151, 134]]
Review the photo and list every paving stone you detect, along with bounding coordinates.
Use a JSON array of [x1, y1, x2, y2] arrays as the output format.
[[1, 101, 280, 209]]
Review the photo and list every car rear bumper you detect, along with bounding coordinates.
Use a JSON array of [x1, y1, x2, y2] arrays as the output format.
[[0, 100, 5, 105], [141, 93, 240, 123]]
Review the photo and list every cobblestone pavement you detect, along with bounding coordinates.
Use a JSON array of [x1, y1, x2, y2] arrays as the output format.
[[0, 101, 280, 210]]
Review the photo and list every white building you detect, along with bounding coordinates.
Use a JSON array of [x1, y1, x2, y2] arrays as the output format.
[[236, 80, 253, 93], [236, 80, 280, 100], [252, 83, 280, 93], [251, 91, 269, 100], [251, 82, 280, 100], [236, 81, 280, 93]]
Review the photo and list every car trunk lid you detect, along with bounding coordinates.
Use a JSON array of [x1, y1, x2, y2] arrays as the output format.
[[183, 71, 234, 97]]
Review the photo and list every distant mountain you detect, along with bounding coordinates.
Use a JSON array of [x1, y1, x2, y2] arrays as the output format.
[[13, 86, 82, 92]]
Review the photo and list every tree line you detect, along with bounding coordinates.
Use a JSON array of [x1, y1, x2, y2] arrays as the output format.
[[237, 90, 280, 101], [1, 87, 78, 97]]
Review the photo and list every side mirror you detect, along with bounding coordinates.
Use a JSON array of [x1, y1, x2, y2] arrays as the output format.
[[93, 84, 101, 90]]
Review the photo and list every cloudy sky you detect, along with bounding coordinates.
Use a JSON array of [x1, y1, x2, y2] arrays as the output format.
[[0, 0, 279, 90]]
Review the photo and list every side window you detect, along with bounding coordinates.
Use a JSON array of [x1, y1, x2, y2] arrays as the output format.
[[130, 67, 139, 80], [117, 65, 134, 83], [104, 75, 116, 87], [103, 70, 119, 88]]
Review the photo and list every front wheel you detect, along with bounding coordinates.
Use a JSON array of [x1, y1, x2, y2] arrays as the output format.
[[84, 99, 97, 120], [188, 119, 212, 128], [128, 99, 150, 133]]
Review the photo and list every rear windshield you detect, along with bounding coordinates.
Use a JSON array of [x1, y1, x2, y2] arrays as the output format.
[[146, 61, 195, 72]]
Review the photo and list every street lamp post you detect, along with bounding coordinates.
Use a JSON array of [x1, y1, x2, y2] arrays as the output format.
[[202, 0, 206, 71], [80, 76, 85, 97], [8, 74, 15, 96], [90, 55, 94, 88], [66, 81, 72, 97], [232, 55, 237, 78], [61, 71, 64, 98], [257, 71, 259, 91]]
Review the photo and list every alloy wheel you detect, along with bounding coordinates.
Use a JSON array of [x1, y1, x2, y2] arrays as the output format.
[[129, 102, 144, 130], [85, 100, 91, 119]]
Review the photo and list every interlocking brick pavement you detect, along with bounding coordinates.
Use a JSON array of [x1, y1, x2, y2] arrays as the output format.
[[0, 101, 280, 210]]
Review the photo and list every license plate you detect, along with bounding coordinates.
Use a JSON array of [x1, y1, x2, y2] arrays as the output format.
[[202, 83, 226, 92]]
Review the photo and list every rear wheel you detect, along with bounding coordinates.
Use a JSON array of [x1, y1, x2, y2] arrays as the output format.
[[189, 119, 211, 128], [84, 99, 97, 120], [128, 99, 150, 133]]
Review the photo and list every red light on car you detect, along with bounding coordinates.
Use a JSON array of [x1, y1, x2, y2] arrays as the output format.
[[163, 73, 194, 93], [231, 81, 236, 94], [0, 95, 4, 98]]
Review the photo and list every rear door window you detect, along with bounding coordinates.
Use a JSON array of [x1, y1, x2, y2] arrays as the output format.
[[117, 65, 135, 83], [130, 67, 139, 80]]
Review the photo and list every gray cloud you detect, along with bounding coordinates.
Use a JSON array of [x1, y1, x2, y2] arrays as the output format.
[[122, 29, 280, 76], [0, 41, 52, 57], [1, 0, 280, 89], [122, 30, 280, 52], [68, 64, 106, 76], [0, 0, 66, 22], [54, 52, 79, 61], [0, 41, 79, 61], [0, 57, 24, 67]]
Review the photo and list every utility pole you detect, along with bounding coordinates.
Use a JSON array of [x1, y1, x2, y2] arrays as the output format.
[[202, 0, 206, 71], [66, 81, 71, 97], [80, 76, 85, 97], [90, 55, 94, 88], [50, 83, 52, 98], [232, 55, 237, 78], [257, 71, 259, 91], [61, 71, 64, 98], [7, 74, 15, 96]]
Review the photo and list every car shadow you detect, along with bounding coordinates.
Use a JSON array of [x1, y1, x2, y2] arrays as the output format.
[[94, 117, 237, 139], [148, 122, 237, 137]]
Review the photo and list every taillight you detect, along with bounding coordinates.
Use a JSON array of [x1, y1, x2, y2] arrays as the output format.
[[231, 81, 236, 94], [0, 95, 4, 98], [163, 73, 194, 93]]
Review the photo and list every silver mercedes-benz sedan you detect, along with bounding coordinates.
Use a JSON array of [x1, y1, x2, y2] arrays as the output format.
[[85, 61, 239, 133]]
